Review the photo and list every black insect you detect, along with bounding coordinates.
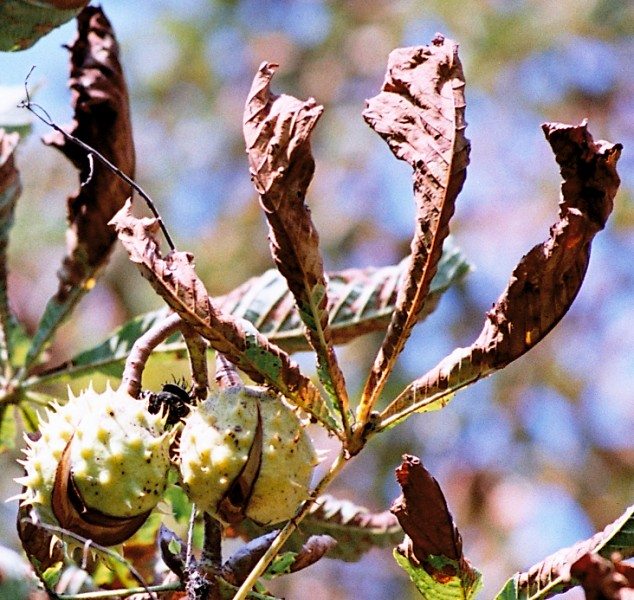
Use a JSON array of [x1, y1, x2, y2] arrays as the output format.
[[147, 382, 193, 425]]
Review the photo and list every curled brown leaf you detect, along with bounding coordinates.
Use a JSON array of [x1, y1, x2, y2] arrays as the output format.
[[44, 6, 135, 300], [359, 34, 470, 424], [391, 454, 461, 563], [244, 63, 349, 430], [571, 553, 634, 600], [381, 121, 622, 427], [288, 534, 337, 573]]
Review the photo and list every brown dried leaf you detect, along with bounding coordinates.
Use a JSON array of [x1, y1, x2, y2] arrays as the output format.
[[496, 505, 634, 599], [381, 121, 622, 428], [288, 534, 337, 573], [359, 35, 470, 420], [222, 530, 279, 586], [17, 507, 64, 572], [244, 63, 349, 428], [110, 202, 337, 432], [391, 454, 461, 562], [570, 553, 634, 600], [44, 6, 135, 301]]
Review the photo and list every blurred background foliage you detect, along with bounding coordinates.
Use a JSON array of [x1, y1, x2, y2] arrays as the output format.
[[1, 1, 632, 598]]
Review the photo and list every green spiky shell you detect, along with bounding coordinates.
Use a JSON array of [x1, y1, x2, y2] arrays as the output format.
[[178, 387, 259, 517], [17, 384, 171, 528], [247, 394, 318, 524], [178, 386, 317, 525]]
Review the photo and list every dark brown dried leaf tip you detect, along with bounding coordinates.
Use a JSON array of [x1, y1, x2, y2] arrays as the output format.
[[391, 454, 462, 564], [45, 6, 135, 300]]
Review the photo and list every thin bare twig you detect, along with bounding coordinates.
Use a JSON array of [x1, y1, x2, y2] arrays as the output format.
[[20, 67, 176, 251], [185, 502, 197, 571], [120, 312, 182, 398], [56, 582, 181, 599]]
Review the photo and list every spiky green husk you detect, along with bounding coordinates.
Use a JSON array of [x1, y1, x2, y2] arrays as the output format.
[[179, 387, 259, 516], [247, 394, 317, 524], [178, 386, 317, 525], [17, 384, 170, 528]]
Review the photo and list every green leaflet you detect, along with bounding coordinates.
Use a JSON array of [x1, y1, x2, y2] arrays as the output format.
[[244, 327, 282, 382], [394, 552, 483, 600], [0, 1, 85, 51], [265, 552, 297, 578], [494, 505, 634, 600], [31, 242, 469, 389], [23, 285, 86, 374], [234, 494, 403, 563]]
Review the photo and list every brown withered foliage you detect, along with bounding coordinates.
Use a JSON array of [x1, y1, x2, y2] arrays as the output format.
[[110, 201, 334, 432], [384, 120, 622, 425], [360, 34, 470, 417], [44, 6, 135, 300], [244, 62, 350, 428], [571, 553, 634, 600]]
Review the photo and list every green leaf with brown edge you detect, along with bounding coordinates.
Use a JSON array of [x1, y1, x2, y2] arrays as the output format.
[[0, 0, 88, 52], [357, 34, 470, 427], [110, 201, 339, 434], [29, 240, 468, 388], [244, 62, 351, 434], [391, 455, 482, 599], [0, 130, 21, 372], [229, 494, 403, 563], [379, 121, 622, 432], [25, 6, 135, 372], [495, 504, 634, 600]]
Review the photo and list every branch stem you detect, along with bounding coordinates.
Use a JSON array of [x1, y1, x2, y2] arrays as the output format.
[[232, 449, 348, 600], [119, 312, 182, 397]]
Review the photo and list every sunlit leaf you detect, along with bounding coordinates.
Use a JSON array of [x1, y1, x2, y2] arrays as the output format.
[[32, 242, 468, 388], [394, 551, 482, 600], [111, 201, 338, 433]]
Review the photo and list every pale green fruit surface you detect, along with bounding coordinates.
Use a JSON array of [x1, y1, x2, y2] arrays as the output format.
[[178, 386, 317, 525], [17, 384, 171, 524], [246, 393, 317, 525], [178, 387, 259, 515]]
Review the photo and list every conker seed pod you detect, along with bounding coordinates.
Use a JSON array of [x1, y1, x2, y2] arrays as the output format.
[[16, 384, 171, 546], [178, 386, 317, 525]]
